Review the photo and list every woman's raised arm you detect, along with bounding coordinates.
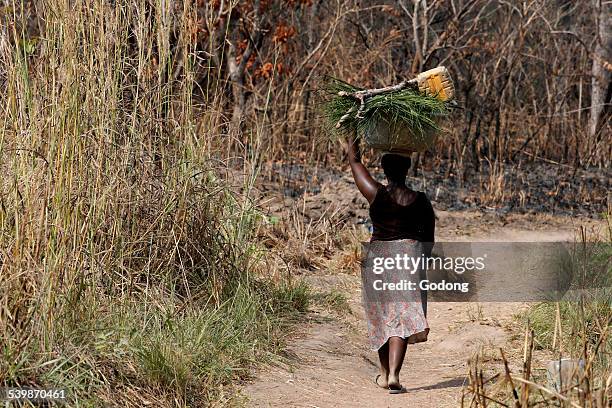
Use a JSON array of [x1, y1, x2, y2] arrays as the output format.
[[347, 136, 381, 204]]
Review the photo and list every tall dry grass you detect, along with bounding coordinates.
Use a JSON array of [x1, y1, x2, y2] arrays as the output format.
[[0, 0, 308, 405]]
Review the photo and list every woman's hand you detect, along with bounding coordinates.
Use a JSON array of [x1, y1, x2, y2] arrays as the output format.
[[346, 135, 360, 163]]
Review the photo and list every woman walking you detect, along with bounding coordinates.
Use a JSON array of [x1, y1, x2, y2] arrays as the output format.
[[347, 136, 435, 394]]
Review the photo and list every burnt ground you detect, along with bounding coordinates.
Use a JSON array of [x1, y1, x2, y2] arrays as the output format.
[[258, 160, 609, 219]]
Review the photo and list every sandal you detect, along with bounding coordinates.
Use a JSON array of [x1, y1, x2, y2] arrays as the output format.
[[388, 384, 407, 394], [374, 374, 388, 389]]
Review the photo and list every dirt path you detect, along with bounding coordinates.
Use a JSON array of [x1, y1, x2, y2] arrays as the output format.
[[244, 300, 519, 407], [242, 214, 599, 407]]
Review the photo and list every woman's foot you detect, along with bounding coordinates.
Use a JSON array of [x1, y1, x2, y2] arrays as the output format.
[[387, 374, 406, 394], [374, 373, 388, 389]]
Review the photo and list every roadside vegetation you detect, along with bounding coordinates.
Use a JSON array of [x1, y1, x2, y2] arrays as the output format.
[[464, 220, 611, 407], [0, 1, 310, 405]]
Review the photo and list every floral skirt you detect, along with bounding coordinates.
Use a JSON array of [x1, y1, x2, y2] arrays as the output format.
[[361, 239, 429, 351]]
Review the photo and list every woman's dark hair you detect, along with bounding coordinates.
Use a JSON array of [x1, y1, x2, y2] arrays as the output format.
[[380, 153, 412, 181]]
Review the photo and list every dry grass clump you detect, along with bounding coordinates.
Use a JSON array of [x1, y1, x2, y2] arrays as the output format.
[[256, 190, 367, 276], [0, 0, 309, 405], [464, 325, 610, 407], [463, 223, 611, 407]]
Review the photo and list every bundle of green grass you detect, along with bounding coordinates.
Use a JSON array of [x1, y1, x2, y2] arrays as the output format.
[[322, 77, 452, 154]]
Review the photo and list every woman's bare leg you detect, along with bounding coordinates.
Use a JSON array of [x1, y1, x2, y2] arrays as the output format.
[[377, 341, 390, 387], [387, 336, 408, 389]]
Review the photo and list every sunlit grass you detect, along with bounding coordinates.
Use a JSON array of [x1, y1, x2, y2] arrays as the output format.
[[0, 0, 309, 405]]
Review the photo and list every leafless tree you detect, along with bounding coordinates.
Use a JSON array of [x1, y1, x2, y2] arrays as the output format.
[[589, 0, 611, 139]]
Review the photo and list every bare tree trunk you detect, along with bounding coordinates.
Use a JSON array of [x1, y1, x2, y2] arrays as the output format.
[[226, 36, 246, 131], [300, 0, 320, 138], [226, 0, 261, 133], [226, 20, 246, 132], [589, 0, 611, 138]]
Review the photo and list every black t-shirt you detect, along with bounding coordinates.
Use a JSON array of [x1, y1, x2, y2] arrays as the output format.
[[369, 185, 435, 242]]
